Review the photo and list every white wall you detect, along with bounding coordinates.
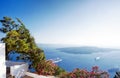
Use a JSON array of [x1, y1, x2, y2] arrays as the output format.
[[0, 43, 6, 78], [10, 63, 28, 78]]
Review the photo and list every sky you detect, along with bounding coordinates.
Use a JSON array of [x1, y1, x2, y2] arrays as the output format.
[[0, 0, 120, 48]]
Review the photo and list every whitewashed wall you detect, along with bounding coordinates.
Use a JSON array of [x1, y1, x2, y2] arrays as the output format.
[[0, 43, 6, 78], [10, 63, 28, 78]]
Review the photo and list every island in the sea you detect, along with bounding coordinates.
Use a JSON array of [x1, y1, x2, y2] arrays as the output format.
[[56, 46, 120, 54]]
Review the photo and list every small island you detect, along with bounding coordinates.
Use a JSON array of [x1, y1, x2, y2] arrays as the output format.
[[57, 46, 120, 54]]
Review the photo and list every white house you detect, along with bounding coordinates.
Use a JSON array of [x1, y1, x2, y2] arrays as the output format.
[[0, 43, 6, 78], [0, 43, 56, 78]]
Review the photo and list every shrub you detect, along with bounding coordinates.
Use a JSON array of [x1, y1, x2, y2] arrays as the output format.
[[58, 66, 109, 78], [36, 60, 66, 76]]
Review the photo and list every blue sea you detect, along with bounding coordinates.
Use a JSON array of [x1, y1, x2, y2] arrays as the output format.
[[8, 44, 120, 78], [39, 44, 120, 78]]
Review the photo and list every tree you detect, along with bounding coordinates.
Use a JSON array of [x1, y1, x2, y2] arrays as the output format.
[[0, 17, 19, 33], [0, 17, 45, 69], [0, 17, 66, 76]]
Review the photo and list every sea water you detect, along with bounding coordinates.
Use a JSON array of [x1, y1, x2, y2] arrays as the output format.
[[9, 44, 120, 78], [40, 45, 120, 78]]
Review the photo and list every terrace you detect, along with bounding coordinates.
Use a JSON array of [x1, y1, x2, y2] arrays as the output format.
[[6, 61, 56, 78]]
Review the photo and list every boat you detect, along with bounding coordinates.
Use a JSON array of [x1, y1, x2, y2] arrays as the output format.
[[95, 56, 100, 61], [48, 57, 62, 63]]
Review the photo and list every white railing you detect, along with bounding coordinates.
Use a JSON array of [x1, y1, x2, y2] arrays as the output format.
[[6, 61, 28, 78], [25, 72, 56, 78], [11, 63, 28, 78]]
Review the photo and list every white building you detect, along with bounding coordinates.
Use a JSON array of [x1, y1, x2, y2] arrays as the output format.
[[0, 43, 55, 78], [0, 43, 6, 78]]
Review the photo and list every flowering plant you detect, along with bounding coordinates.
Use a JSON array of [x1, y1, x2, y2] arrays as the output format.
[[59, 66, 109, 78]]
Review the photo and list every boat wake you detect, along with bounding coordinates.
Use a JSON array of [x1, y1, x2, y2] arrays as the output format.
[[48, 57, 62, 63]]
